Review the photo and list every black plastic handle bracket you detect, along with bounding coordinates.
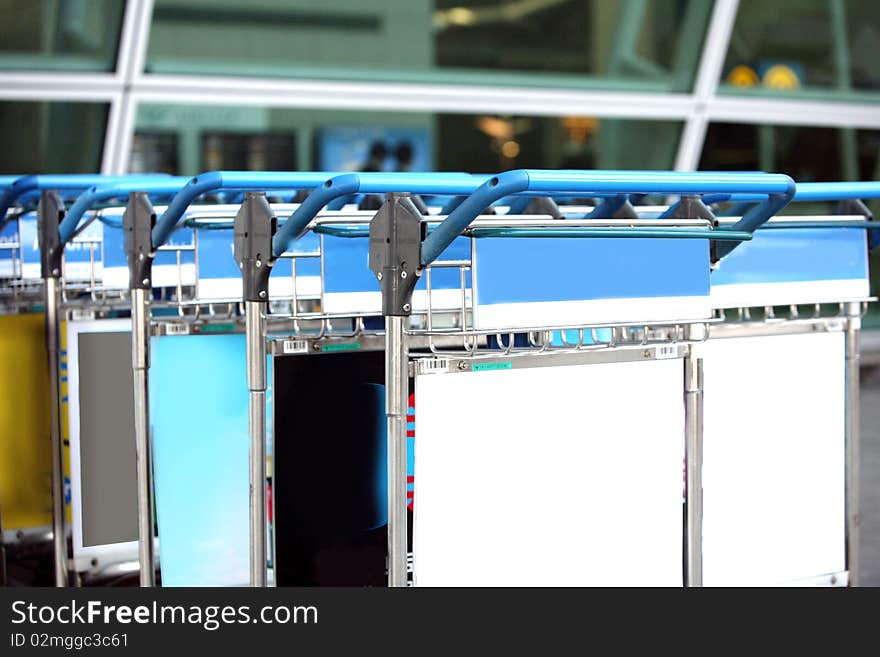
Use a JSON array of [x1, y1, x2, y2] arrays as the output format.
[[234, 192, 277, 302], [37, 190, 65, 279], [124, 192, 157, 290], [369, 193, 425, 316]]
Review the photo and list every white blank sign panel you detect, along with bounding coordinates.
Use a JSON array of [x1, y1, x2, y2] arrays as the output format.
[[701, 332, 846, 586], [414, 358, 685, 586]]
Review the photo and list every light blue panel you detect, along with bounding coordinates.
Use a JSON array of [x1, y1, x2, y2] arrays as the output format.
[[323, 234, 470, 294], [551, 329, 613, 345], [102, 225, 125, 269], [62, 220, 103, 270], [15, 211, 102, 273], [712, 227, 868, 286], [195, 229, 237, 280], [104, 225, 195, 271], [476, 237, 708, 305], [18, 214, 39, 275], [0, 218, 18, 273], [150, 333, 249, 586], [196, 229, 320, 283]]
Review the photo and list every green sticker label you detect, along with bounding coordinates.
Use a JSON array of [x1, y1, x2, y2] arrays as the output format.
[[321, 342, 362, 352], [200, 323, 238, 334], [472, 362, 512, 372]]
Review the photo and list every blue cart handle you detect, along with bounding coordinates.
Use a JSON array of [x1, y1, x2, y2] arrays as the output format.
[[58, 177, 193, 245], [0, 174, 170, 232], [151, 171, 336, 248], [423, 170, 795, 264], [705, 181, 880, 205], [274, 172, 489, 257]]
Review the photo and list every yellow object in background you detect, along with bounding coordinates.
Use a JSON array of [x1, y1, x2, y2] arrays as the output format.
[[727, 64, 760, 87], [762, 64, 801, 90], [0, 313, 54, 530]]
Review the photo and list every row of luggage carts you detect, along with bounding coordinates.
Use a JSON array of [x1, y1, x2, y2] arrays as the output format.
[[0, 169, 874, 586]]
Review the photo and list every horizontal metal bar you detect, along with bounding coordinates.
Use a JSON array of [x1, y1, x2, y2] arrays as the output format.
[[468, 227, 751, 241]]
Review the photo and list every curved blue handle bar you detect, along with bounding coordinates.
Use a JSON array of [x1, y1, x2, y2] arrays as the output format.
[[151, 171, 335, 248], [58, 177, 193, 244], [423, 170, 795, 264], [0, 174, 170, 231], [273, 172, 487, 257]]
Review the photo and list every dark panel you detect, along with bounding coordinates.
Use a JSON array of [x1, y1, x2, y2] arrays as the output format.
[[77, 331, 138, 547], [274, 350, 413, 586]]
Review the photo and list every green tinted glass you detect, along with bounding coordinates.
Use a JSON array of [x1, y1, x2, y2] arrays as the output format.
[[146, 0, 711, 92], [132, 103, 681, 174], [0, 0, 125, 72], [700, 122, 880, 323], [0, 101, 108, 174], [699, 122, 880, 184], [721, 0, 880, 100]]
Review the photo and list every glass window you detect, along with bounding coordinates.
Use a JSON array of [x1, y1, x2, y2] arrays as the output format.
[[146, 0, 711, 92], [699, 122, 880, 185], [0, 0, 125, 72], [131, 103, 682, 175], [721, 0, 880, 99], [700, 122, 880, 324], [0, 101, 109, 174]]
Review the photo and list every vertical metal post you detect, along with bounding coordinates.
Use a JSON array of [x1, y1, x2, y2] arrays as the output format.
[[38, 191, 68, 587], [246, 300, 267, 588], [124, 192, 159, 586], [684, 325, 705, 587], [369, 193, 422, 587], [233, 193, 276, 588], [845, 301, 861, 586], [385, 315, 408, 587], [131, 288, 156, 586], [45, 276, 67, 587]]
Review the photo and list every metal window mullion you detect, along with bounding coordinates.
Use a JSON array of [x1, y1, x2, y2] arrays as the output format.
[[674, 0, 741, 171]]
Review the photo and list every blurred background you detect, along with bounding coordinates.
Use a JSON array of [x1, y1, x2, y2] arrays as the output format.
[[1, 0, 880, 583], [1, 0, 878, 181]]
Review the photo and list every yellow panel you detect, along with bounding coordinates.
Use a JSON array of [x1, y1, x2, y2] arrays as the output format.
[[0, 313, 53, 530]]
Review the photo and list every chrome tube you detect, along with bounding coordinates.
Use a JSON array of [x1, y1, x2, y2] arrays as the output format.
[[131, 287, 156, 586], [845, 301, 861, 586], [385, 315, 408, 587], [44, 276, 67, 587], [684, 324, 705, 588], [246, 300, 267, 587]]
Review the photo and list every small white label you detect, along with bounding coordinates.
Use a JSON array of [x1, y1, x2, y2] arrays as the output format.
[[69, 309, 95, 321], [283, 339, 309, 354], [655, 345, 679, 360], [417, 358, 450, 375], [165, 323, 191, 336]]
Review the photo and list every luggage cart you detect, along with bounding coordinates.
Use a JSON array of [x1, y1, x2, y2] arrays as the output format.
[[697, 181, 878, 586], [160, 172, 702, 587], [0, 176, 50, 585], [63, 175, 469, 587], [154, 172, 505, 586], [0, 177, 115, 544], [1, 174, 175, 587], [61, 173, 343, 586], [56, 185, 327, 587], [258, 169, 792, 586]]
